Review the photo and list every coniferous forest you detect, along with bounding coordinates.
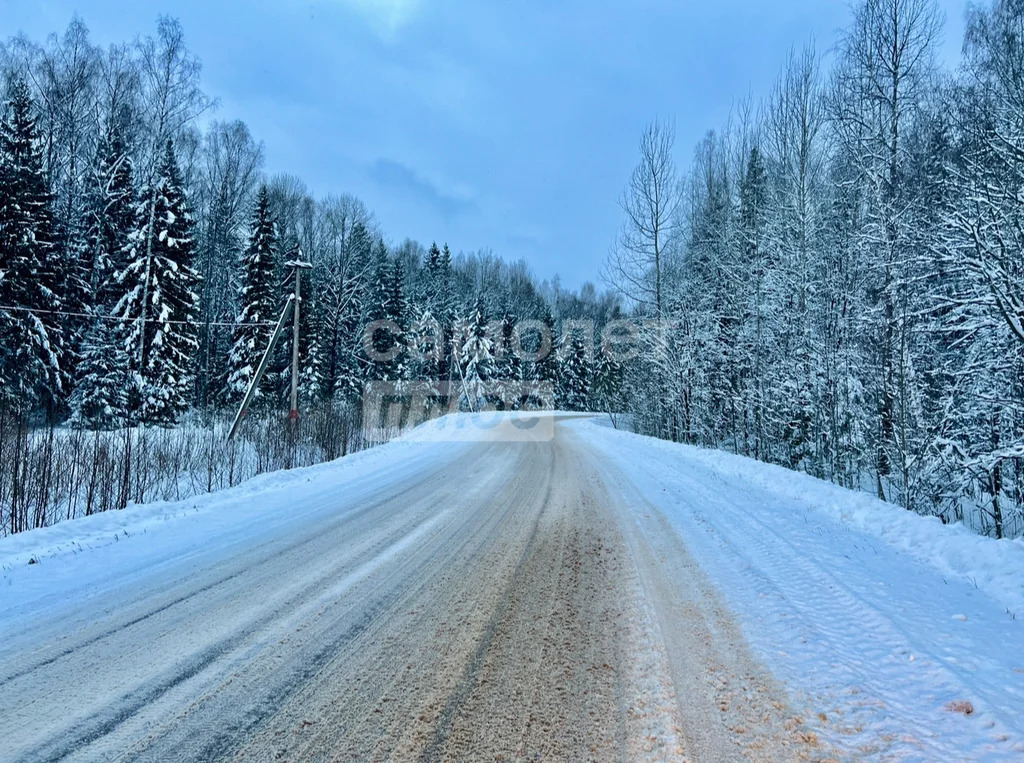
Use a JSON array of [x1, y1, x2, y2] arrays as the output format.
[[2, 0, 1024, 540]]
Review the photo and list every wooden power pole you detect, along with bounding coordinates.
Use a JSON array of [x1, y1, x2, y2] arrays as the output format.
[[226, 296, 293, 441], [285, 255, 313, 426], [227, 254, 312, 442]]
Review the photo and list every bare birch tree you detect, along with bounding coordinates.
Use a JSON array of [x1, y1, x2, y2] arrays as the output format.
[[604, 119, 680, 317], [831, 0, 942, 503]]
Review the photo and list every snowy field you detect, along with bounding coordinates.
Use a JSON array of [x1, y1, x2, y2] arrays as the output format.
[[1, 412, 1022, 759]]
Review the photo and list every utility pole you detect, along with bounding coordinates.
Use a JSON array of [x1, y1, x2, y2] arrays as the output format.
[[226, 296, 294, 441], [285, 253, 313, 427], [226, 253, 312, 442]]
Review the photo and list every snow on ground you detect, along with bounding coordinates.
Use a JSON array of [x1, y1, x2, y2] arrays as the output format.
[[0, 427, 474, 625], [572, 416, 1024, 760], [0, 412, 559, 624], [3, 411, 1022, 759]]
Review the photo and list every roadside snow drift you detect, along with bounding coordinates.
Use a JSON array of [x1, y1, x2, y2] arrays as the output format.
[[570, 417, 1024, 760]]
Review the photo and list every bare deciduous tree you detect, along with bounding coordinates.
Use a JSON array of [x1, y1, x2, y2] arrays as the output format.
[[831, 0, 942, 502], [604, 119, 680, 317]]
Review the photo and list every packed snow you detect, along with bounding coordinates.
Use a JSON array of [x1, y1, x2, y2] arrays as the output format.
[[572, 416, 1024, 759], [2, 412, 1022, 759]]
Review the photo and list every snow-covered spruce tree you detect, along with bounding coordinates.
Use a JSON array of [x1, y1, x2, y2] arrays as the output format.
[[69, 317, 128, 429], [55, 218, 94, 391], [87, 120, 137, 312], [495, 313, 522, 378], [0, 77, 66, 415], [494, 312, 523, 409], [116, 139, 201, 425], [533, 309, 560, 400], [298, 288, 328, 408], [733, 143, 772, 459], [388, 259, 410, 387], [422, 242, 442, 313], [70, 116, 137, 429], [591, 342, 624, 415], [408, 242, 442, 382], [402, 243, 441, 390], [332, 303, 365, 407], [437, 244, 456, 326], [225, 184, 277, 405], [322, 220, 372, 408], [363, 245, 405, 385], [459, 298, 493, 411], [409, 306, 442, 388], [435, 243, 457, 383], [558, 333, 592, 411]]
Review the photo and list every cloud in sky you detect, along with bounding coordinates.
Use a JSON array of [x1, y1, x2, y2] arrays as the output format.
[[0, 0, 970, 289], [368, 159, 475, 220], [337, 0, 424, 38]]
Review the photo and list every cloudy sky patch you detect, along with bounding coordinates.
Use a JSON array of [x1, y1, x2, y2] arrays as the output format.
[[2, 0, 969, 287]]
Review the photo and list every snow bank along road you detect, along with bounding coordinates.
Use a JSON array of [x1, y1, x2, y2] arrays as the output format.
[[1, 415, 1022, 761]]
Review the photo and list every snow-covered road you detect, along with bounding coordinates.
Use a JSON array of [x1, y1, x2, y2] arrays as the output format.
[[1, 414, 1022, 760]]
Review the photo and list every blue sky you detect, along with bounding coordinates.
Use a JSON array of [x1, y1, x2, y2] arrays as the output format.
[[4, 0, 968, 288]]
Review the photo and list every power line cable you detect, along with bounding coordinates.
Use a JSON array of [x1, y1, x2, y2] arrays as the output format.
[[0, 304, 278, 328]]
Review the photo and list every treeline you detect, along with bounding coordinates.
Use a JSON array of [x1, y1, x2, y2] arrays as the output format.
[[608, 0, 1024, 538], [0, 16, 621, 536], [0, 15, 622, 425]]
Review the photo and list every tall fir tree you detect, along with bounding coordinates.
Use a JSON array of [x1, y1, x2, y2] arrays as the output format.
[[422, 242, 442, 309], [88, 119, 137, 310], [333, 303, 365, 407], [591, 343, 624, 414], [299, 296, 329, 407], [326, 220, 372, 402], [116, 140, 201, 425], [404, 243, 441, 386], [55, 220, 93, 388], [225, 185, 278, 405], [534, 309, 560, 394], [0, 77, 66, 414], [69, 319, 128, 429], [69, 120, 137, 429], [735, 143, 771, 456], [438, 244, 455, 324], [558, 334, 592, 411], [363, 243, 404, 383], [437, 243, 457, 382], [388, 259, 410, 386], [459, 297, 493, 411], [494, 312, 523, 410], [496, 313, 522, 379]]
